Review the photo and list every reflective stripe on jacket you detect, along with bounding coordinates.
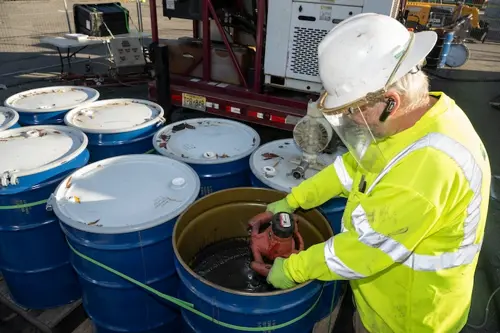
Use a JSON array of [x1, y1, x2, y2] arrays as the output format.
[[283, 92, 491, 333]]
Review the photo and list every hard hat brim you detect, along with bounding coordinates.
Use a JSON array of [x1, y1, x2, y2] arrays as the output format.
[[322, 30, 438, 110]]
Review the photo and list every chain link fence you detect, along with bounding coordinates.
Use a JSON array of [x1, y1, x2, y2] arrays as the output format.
[[0, 0, 147, 53], [0, 0, 191, 78]]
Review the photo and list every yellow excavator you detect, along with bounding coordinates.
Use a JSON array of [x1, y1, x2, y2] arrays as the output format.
[[401, 1, 485, 68], [405, 1, 480, 30]]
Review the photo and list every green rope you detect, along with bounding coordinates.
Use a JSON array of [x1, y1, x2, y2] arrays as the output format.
[[0, 199, 48, 210], [327, 282, 338, 332], [67, 240, 327, 331]]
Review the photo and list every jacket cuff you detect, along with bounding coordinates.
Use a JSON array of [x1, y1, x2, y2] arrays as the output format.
[[285, 194, 301, 210]]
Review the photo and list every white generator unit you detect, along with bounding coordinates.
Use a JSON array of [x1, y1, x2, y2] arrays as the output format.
[[264, 0, 400, 93]]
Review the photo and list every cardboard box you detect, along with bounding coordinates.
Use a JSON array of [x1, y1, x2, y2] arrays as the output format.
[[165, 38, 252, 86]]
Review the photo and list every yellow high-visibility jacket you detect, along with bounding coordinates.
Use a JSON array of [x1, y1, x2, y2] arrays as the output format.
[[283, 92, 491, 333]]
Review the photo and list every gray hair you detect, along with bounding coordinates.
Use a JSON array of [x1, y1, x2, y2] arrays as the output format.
[[388, 69, 430, 111]]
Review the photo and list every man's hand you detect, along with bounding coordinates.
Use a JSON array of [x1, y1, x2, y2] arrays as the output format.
[[266, 199, 294, 214], [267, 258, 297, 289]]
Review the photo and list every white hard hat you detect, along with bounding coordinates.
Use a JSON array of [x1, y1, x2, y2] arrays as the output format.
[[317, 13, 437, 111]]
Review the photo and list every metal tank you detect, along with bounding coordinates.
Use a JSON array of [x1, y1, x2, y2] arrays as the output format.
[[0, 125, 90, 309], [173, 188, 334, 333], [51, 155, 201, 333], [249, 138, 347, 323], [4, 86, 99, 125], [64, 99, 165, 163], [0, 107, 20, 131], [438, 30, 455, 68], [153, 118, 260, 197]]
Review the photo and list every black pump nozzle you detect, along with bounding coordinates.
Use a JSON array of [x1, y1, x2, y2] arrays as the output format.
[[271, 212, 295, 239]]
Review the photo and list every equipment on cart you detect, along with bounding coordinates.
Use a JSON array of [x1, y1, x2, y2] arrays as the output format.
[[165, 38, 253, 86], [405, 1, 479, 30], [264, 0, 401, 94], [108, 36, 147, 74], [150, 0, 409, 131], [163, 0, 227, 20], [290, 100, 334, 180], [74, 2, 130, 37], [249, 211, 304, 277]]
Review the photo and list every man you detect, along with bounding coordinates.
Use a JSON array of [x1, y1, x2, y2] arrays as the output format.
[[260, 13, 491, 333]]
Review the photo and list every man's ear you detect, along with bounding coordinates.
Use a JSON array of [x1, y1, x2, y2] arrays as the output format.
[[385, 91, 401, 111], [378, 91, 400, 122]]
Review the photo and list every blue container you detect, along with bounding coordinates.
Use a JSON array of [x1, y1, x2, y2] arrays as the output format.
[[0, 107, 20, 131], [0, 125, 90, 309], [249, 138, 347, 322], [153, 118, 261, 197], [178, 274, 321, 333], [52, 155, 200, 333], [64, 99, 166, 163], [4, 86, 99, 125], [173, 188, 333, 333], [438, 31, 455, 68]]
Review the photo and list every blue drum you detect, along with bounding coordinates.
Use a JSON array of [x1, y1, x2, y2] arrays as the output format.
[[249, 138, 347, 324], [52, 155, 201, 333], [173, 187, 333, 333], [0, 107, 20, 131], [0, 125, 90, 309], [4, 86, 99, 125], [153, 118, 260, 197], [64, 99, 165, 163]]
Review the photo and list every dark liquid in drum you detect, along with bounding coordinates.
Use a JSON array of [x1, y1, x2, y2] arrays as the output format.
[[190, 238, 276, 293]]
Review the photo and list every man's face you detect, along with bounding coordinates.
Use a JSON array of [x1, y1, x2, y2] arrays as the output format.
[[348, 102, 390, 139]]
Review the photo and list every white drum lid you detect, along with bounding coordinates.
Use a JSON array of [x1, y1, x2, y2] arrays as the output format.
[[4, 86, 99, 113], [65, 99, 165, 134], [0, 125, 88, 179], [250, 139, 347, 193], [0, 107, 19, 131], [52, 155, 201, 234], [153, 118, 260, 164]]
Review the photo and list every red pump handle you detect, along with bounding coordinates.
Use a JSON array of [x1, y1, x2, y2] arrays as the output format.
[[248, 212, 304, 277]]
